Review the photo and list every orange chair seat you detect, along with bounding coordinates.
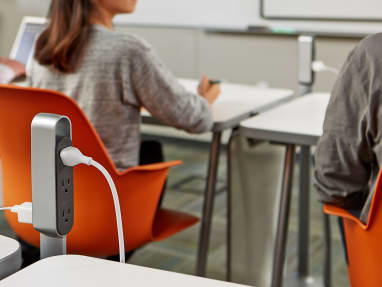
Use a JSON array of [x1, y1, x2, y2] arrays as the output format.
[[0, 84, 198, 257], [323, 169, 382, 287]]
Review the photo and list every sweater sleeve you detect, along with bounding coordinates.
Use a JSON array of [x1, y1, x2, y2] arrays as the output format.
[[128, 41, 213, 134], [314, 45, 375, 210]]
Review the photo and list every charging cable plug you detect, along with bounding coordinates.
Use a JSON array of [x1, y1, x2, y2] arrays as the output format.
[[12, 202, 32, 224], [0, 202, 33, 224], [312, 61, 339, 75], [60, 146, 92, 166], [59, 146, 125, 263], [312, 61, 326, 72]]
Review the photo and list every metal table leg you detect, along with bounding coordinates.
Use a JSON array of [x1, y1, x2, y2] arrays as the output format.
[[323, 213, 332, 287], [271, 144, 296, 287], [298, 145, 311, 277], [196, 131, 222, 277], [283, 145, 331, 287], [226, 131, 236, 282]]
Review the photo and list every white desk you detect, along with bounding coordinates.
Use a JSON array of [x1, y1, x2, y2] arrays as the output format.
[[143, 78, 294, 277], [0, 255, 250, 287], [240, 92, 329, 145], [0, 236, 22, 280], [143, 79, 294, 132], [239, 93, 330, 287]]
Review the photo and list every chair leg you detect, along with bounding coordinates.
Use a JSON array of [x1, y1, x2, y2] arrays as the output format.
[[271, 144, 296, 287]]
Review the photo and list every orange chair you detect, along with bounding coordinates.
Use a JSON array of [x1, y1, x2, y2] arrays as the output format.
[[0, 84, 198, 256], [324, 169, 382, 287]]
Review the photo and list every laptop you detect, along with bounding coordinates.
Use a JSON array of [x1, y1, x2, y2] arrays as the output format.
[[9, 17, 47, 68]]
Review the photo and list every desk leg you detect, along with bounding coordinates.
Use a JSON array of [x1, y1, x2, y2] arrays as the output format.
[[298, 145, 311, 277], [226, 131, 236, 282], [271, 144, 296, 287], [196, 131, 222, 277], [323, 213, 332, 287]]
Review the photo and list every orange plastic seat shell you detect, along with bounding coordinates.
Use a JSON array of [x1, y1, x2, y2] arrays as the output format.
[[324, 169, 382, 287], [0, 84, 198, 256]]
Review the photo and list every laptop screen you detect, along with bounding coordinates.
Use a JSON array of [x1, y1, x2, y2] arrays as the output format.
[[10, 17, 46, 67]]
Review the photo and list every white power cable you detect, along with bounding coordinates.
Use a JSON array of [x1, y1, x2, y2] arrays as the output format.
[[0, 207, 12, 211], [325, 66, 340, 75], [90, 160, 125, 263], [60, 147, 125, 263], [0, 202, 33, 224]]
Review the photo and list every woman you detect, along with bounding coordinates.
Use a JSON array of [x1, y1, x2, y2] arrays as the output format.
[[24, 0, 220, 265], [28, 0, 220, 170]]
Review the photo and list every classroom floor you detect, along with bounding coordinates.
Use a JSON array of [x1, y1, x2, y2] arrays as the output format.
[[0, 136, 350, 286]]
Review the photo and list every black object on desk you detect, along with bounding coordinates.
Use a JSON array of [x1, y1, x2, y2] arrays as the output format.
[[209, 80, 221, 85], [247, 25, 271, 33]]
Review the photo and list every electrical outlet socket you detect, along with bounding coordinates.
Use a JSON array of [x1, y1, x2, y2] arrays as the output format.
[[31, 113, 74, 237], [298, 35, 316, 86], [55, 137, 74, 236]]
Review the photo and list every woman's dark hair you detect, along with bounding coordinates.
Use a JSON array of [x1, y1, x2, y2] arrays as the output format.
[[34, 0, 94, 73]]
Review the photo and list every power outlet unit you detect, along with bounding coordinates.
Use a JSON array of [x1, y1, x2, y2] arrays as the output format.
[[298, 35, 316, 87], [31, 113, 74, 238]]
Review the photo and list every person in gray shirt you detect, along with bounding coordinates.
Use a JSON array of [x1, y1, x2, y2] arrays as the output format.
[[28, 0, 220, 170], [22, 0, 220, 265], [314, 33, 382, 224]]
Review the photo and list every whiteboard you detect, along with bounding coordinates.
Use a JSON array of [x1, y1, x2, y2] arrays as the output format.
[[262, 0, 382, 21], [114, 0, 258, 29]]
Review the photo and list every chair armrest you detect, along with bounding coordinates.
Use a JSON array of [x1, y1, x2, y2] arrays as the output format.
[[118, 160, 182, 176], [323, 204, 367, 230]]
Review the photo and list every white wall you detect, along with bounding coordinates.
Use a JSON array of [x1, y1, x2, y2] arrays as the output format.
[[117, 25, 358, 92], [0, 3, 360, 92], [0, 0, 22, 56], [116, 0, 382, 35], [114, 0, 257, 29], [0, 0, 48, 56]]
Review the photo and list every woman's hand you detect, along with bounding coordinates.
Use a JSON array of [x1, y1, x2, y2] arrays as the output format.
[[198, 75, 221, 106], [0, 57, 26, 79]]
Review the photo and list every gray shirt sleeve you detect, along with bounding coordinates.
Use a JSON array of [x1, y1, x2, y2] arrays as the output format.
[[314, 44, 375, 211], [128, 40, 213, 133]]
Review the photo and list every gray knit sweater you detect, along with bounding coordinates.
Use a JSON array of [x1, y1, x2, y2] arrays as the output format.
[[27, 25, 213, 169]]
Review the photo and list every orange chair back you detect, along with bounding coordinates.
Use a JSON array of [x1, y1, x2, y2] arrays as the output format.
[[324, 169, 382, 287], [0, 84, 198, 256]]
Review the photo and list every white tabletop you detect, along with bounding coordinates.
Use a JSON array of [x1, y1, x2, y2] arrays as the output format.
[[142, 78, 294, 132], [0, 255, 249, 287], [0, 236, 21, 280], [0, 236, 19, 261], [240, 93, 330, 146]]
